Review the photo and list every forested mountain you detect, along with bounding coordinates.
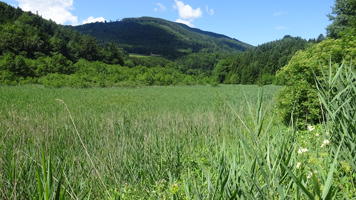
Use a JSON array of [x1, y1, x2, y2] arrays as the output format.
[[0, 2, 208, 87], [213, 36, 312, 85], [0, 2, 319, 87], [72, 17, 253, 59], [0, 2, 124, 65]]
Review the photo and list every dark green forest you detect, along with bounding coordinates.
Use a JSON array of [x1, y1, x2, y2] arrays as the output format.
[[213, 36, 315, 85], [0, 2, 321, 87]]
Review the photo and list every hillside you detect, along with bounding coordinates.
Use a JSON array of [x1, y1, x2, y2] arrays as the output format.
[[72, 17, 253, 59]]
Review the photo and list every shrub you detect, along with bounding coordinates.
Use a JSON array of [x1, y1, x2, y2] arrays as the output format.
[[275, 36, 356, 128]]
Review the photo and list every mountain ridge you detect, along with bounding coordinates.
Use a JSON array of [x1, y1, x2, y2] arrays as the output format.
[[71, 17, 253, 59]]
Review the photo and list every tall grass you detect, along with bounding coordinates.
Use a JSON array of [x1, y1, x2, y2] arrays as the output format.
[[0, 79, 355, 199], [316, 61, 356, 198], [0, 85, 279, 199], [188, 61, 356, 199]]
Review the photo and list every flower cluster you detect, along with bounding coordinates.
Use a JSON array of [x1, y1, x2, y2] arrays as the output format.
[[296, 162, 302, 169], [308, 125, 315, 132], [307, 170, 318, 179], [298, 147, 308, 154], [320, 139, 330, 148], [295, 125, 333, 184]]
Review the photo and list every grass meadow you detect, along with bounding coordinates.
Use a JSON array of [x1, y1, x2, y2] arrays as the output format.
[[0, 82, 355, 199]]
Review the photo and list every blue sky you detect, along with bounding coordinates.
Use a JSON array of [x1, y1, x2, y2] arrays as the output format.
[[2, 0, 335, 46]]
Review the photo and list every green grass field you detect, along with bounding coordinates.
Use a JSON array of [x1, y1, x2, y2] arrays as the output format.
[[1, 84, 355, 199], [0, 85, 280, 198], [129, 53, 150, 57]]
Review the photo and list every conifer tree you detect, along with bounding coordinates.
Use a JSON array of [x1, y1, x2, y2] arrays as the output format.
[[326, 0, 356, 38]]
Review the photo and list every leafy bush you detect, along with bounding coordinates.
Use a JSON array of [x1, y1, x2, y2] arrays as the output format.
[[275, 36, 356, 128]]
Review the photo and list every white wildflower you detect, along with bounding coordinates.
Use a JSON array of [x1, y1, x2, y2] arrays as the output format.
[[307, 171, 317, 179], [315, 133, 319, 137], [307, 172, 313, 179], [296, 162, 301, 169], [308, 125, 315, 131], [321, 139, 330, 148], [323, 139, 330, 145], [298, 148, 308, 154]]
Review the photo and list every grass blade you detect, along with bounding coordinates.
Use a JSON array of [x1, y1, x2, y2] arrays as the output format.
[[37, 167, 43, 200], [280, 162, 314, 199], [321, 140, 342, 199]]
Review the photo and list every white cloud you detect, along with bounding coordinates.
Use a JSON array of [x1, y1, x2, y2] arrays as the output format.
[[275, 26, 289, 30], [16, 0, 78, 25], [175, 19, 194, 27], [206, 5, 214, 15], [83, 16, 105, 24], [154, 3, 166, 12], [174, 0, 202, 20], [173, 0, 202, 28]]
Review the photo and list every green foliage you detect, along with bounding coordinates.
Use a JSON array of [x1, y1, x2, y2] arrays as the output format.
[[103, 42, 125, 65], [213, 59, 231, 83], [0, 53, 34, 78], [260, 73, 275, 85], [33, 59, 205, 87], [126, 55, 172, 68], [175, 53, 220, 75], [226, 73, 240, 84], [223, 36, 310, 84], [275, 36, 356, 127], [35, 54, 74, 76]]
